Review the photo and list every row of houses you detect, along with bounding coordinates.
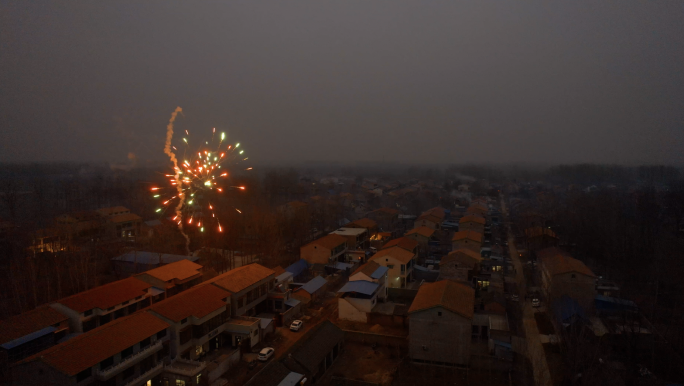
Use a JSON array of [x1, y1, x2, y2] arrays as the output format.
[[1, 257, 306, 386]]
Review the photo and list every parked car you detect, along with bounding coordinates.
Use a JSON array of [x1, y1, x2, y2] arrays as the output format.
[[258, 347, 275, 361], [290, 320, 303, 331], [531, 298, 540, 307]]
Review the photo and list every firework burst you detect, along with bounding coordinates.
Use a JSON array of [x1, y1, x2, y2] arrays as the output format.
[[155, 108, 251, 249]]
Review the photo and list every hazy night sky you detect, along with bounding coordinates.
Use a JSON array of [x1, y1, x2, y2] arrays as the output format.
[[1, 1, 683, 166]]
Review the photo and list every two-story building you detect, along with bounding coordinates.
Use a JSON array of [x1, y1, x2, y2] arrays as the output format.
[[300, 235, 348, 267], [451, 231, 483, 254], [97, 206, 142, 239], [368, 246, 416, 288], [537, 247, 596, 311], [12, 311, 169, 386], [404, 227, 437, 252], [381, 237, 419, 256], [0, 306, 69, 371], [135, 259, 204, 299], [458, 215, 485, 234], [438, 248, 482, 284], [408, 280, 475, 367], [50, 277, 154, 333], [337, 261, 389, 323], [148, 284, 231, 363], [329, 227, 369, 251], [525, 227, 559, 252], [344, 218, 379, 240]]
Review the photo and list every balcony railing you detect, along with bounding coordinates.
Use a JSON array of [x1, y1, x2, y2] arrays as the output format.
[[96, 340, 163, 380], [123, 362, 164, 386], [164, 358, 206, 377]]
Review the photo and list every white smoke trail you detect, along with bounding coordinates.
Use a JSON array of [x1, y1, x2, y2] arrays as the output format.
[[163, 107, 190, 254]]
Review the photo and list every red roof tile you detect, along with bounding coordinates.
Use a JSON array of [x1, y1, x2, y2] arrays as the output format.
[[406, 226, 435, 238], [20, 311, 168, 376], [56, 277, 152, 313], [209, 264, 275, 294], [459, 215, 485, 225], [452, 230, 483, 243], [303, 234, 347, 250], [537, 247, 595, 278], [149, 284, 229, 322], [137, 259, 203, 282], [381, 237, 419, 252], [369, 246, 415, 264], [0, 306, 68, 345], [352, 261, 382, 277], [408, 280, 475, 319]]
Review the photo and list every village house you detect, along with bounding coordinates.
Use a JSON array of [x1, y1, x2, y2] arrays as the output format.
[[0, 306, 70, 370], [525, 226, 559, 252], [413, 213, 443, 230], [404, 226, 437, 253], [344, 218, 379, 239], [381, 236, 419, 255], [537, 247, 597, 311], [292, 276, 328, 305], [135, 259, 204, 299], [148, 284, 230, 359], [208, 264, 276, 318], [466, 202, 488, 216], [96, 206, 142, 239], [300, 234, 348, 268], [451, 230, 483, 253], [54, 210, 105, 241], [12, 311, 169, 386], [438, 248, 483, 284], [329, 227, 369, 251], [369, 246, 416, 288], [50, 277, 154, 333], [369, 207, 400, 234], [458, 214, 486, 234], [408, 280, 475, 367], [337, 261, 389, 323]]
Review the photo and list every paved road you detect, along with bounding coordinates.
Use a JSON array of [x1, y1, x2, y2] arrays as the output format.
[[501, 197, 552, 386]]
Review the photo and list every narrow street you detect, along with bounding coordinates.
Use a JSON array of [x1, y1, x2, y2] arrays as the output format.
[[501, 197, 552, 386]]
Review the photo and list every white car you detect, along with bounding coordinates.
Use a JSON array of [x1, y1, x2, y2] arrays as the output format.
[[258, 347, 275, 361], [290, 320, 303, 332], [531, 298, 540, 308]]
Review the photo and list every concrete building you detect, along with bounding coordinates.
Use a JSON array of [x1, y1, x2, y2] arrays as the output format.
[[381, 237, 419, 255], [405, 226, 436, 249], [135, 259, 204, 299], [208, 264, 276, 318], [337, 280, 382, 323], [451, 230, 483, 254], [413, 207, 446, 230], [538, 247, 597, 311], [438, 248, 482, 284], [408, 280, 475, 367], [344, 218, 379, 239], [12, 312, 169, 386], [300, 234, 348, 266], [329, 227, 369, 251], [50, 277, 154, 333], [111, 251, 200, 276], [0, 306, 69, 370], [369, 246, 416, 288], [458, 215, 485, 234], [525, 227, 559, 252]]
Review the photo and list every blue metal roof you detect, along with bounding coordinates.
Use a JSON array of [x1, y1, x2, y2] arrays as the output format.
[[300, 276, 327, 294], [594, 295, 638, 311], [338, 280, 379, 295], [286, 259, 309, 277], [370, 265, 388, 279], [1, 326, 56, 350], [284, 298, 300, 308]]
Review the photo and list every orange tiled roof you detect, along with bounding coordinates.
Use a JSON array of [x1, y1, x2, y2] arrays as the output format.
[[537, 247, 595, 278], [347, 218, 377, 229], [20, 311, 168, 376], [352, 261, 382, 277], [369, 246, 415, 264], [303, 234, 347, 250], [459, 215, 486, 225], [209, 263, 275, 294], [406, 226, 435, 238], [416, 214, 442, 224], [0, 306, 68, 345], [149, 284, 229, 322], [408, 280, 475, 319], [381, 237, 419, 252], [524, 226, 558, 239], [452, 230, 483, 243], [137, 259, 202, 282], [441, 248, 483, 266], [56, 277, 152, 313]]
